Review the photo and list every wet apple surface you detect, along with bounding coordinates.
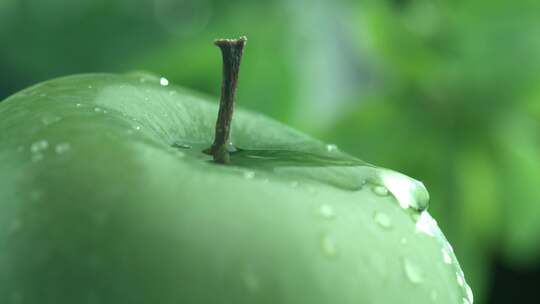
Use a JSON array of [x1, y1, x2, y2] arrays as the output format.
[[0, 73, 473, 303]]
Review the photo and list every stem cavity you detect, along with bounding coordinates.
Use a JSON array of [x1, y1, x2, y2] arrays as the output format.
[[208, 36, 247, 164]]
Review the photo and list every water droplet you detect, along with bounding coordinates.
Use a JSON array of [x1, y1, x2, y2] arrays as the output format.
[[372, 185, 389, 196], [243, 171, 255, 179], [456, 273, 464, 286], [134, 126, 141, 131], [320, 235, 337, 257], [94, 107, 102, 112], [55, 143, 71, 154], [465, 284, 474, 303], [30, 140, 48, 153], [357, 179, 367, 190], [441, 248, 452, 264], [326, 144, 338, 152], [462, 298, 471, 304], [415, 212, 436, 237], [319, 204, 335, 219], [172, 143, 192, 149], [379, 170, 429, 211], [400, 237, 408, 245], [402, 258, 423, 284], [160, 77, 169, 86], [88, 85, 93, 89], [76, 103, 82, 107], [41, 114, 61, 125], [373, 211, 392, 229]]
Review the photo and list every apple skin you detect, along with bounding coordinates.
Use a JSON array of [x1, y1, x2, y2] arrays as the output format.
[[0, 74, 472, 303]]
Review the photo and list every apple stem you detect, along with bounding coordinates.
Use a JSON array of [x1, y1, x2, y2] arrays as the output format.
[[208, 36, 247, 164]]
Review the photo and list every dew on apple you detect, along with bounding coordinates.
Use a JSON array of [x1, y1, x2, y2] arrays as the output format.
[[76, 103, 82, 107], [357, 179, 367, 189], [55, 143, 71, 154], [447, 242, 454, 252], [0, 47, 476, 303], [441, 248, 452, 264], [94, 107, 102, 113], [415, 211, 436, 237], [378, 169, 429, 212], [325, 144, 338, 152], [465, 284, 474, 303], [402, 257, 423, 284], [172, 142, 192, 149], [30, 140, 48, 153], [88, 85, 93, 89], [41, 114, 61, 125], [372, 185, 389, 196], [319, 204, 334, 219], [159, 77, 169, 86], [456, 273, 464, 286], [373, 211, 392, 229], [320, 235, 337, 257], [243, 171, 255, 179]]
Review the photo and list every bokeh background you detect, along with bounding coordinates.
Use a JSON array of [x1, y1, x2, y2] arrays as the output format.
[[1, 0, 539, 302]]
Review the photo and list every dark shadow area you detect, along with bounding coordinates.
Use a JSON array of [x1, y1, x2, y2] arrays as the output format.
[[488, 258, 540, 303]]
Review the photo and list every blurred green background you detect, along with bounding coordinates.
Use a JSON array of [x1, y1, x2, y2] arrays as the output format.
[[1, 0, 539, 302]]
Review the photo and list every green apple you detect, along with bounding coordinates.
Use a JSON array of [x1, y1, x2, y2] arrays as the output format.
[[0, 38, 472, 304]]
